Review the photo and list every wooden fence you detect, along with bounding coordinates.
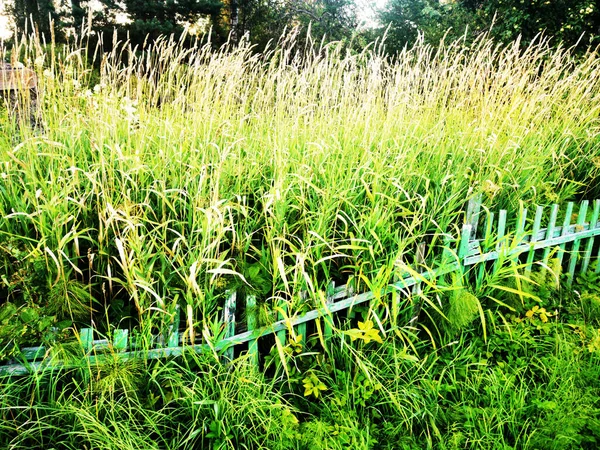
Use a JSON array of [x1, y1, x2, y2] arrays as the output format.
[[2, 197, 599, 376]]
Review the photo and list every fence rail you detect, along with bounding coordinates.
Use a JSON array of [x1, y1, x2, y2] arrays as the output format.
[[2, 197, 600, 376]]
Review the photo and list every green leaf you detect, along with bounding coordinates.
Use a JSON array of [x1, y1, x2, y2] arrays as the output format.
[[37, 316, 54, 332], [20, 307, 39, 323], [0, 303, 17, 323]]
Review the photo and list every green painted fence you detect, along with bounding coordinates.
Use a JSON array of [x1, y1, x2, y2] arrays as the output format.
[[2, 197, 600, 376]]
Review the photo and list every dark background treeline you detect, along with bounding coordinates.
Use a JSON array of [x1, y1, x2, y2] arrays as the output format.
[[3, 0, 600, 55]]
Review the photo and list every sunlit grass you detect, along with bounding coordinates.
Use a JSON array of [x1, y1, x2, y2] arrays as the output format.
[[1, 30, 599, 345]]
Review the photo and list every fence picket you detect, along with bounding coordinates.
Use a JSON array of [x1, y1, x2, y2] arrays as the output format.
[[80, 328, 93, 353], [541, 204, 559, 279], [567, 201, 589, 286], [466, 194, 483, 238], [324, 282, 335, 342], [296, 293, 307, 345], [525, 205, 544, 277], [557, 202, 574, 267], [458, 224, 472, 265], [476, 210, 494, 287], [246, 295, 259, 367], [167, 305, 180, 348], [276, 300, 287, 346], [223, 291, 236, 361], [113, 329, 128, 352], [516, 204, 528, 241], [493, 210, 507, 273], [581, 199, 600, 273]]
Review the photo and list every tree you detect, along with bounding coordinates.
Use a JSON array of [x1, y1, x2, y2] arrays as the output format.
[[8, 0, 62, 40], [221, 0, 286, 47], [473, 0, 600, 48], [287, 0, 359, 45], [121, 0, 223, 46], [380, 0, 474, 51], [379, 0, 600, 54], [217, 0, 359, 52]]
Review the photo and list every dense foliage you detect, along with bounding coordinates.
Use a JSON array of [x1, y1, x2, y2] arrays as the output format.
[[380, 0, 600, 53], [0, 21, 599, 450], [3, 0, 599, 54], [1, 272, 600, 449]]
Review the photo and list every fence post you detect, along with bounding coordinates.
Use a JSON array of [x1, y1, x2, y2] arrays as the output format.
[[493, 210, 508, 273], [223, 291, 236, 362], [324, 282, 335, 342], [246, 294, 259, 367]]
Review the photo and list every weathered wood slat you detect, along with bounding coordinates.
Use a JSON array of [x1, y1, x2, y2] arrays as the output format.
[[223, 291, 236, 361], [541, 204, 559, 279], [113, 329, 128, 351], [581, 200, 600, 274], [324, 282, 335, 341], [458, 224, 472, 263], [493, 209, 508, 273], [246, 295, 259, 366], [80, 328, 93, 353], [466, 195, 482, 238], [516, 205, 528, 240], [167, 305, 180, 348], [477, 210, 494, 287], [567, 201, 589, 286], [525, 205, 544, 276], [557, 202, 574, 267]]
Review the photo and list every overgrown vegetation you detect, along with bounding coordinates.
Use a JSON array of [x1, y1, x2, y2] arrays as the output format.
[[1, 31, 600, 448], [1, 272, 600, 449]]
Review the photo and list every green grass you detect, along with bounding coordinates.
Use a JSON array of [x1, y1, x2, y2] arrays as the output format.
[[2, 32, 600, 333], [1, 30, 600, 448], [1, 283, 600, 449]]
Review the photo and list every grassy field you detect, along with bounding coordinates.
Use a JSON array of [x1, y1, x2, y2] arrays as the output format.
[[1, 32, 600, 448]]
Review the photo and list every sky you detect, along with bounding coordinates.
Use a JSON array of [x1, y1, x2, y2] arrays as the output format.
[[0, 0, 388, 41], [357, 0, 387, 28]]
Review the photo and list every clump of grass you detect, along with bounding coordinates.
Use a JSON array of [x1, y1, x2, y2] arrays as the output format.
[[0, 351, 300, 449]]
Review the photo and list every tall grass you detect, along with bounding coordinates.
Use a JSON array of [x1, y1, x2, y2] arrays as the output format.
[[1, 30, 600, 343], [1, 30, 600, 448]]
